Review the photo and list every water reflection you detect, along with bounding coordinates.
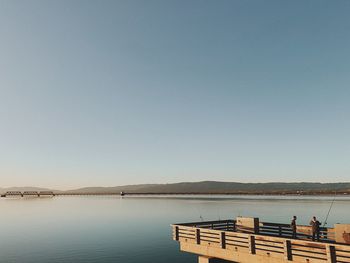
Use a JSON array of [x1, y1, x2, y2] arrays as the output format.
[[0, 195, 349, 263]]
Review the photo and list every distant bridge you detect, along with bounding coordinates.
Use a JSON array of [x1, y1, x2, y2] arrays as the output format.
[[1, 191, 55, 198]]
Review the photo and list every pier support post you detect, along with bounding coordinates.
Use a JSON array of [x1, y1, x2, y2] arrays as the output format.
[[198, 256, 228, 263], [284, 240, 292, 261], [198, 256, 211, 263], [175, 226, 179, 241], [326, 245, 336, 263], [196, 228, 201, 245], [248, 235, 256, 254], [220, 231, 226, 249]]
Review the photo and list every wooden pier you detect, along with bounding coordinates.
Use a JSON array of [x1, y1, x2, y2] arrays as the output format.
[[172, 217, 350, 263]]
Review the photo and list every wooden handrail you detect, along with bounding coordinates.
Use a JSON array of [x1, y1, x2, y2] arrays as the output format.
[[174, 219, 236, 226]]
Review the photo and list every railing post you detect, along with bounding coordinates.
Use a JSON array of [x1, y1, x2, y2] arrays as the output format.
[[220, 231, 226, 249], [175, 226, 179, 241], [196, 228, 201, 245], [248, 235, 256, 254], [279, 225, 282, 237], [284, 240, 292, 261], [326, 245, 336, 263]]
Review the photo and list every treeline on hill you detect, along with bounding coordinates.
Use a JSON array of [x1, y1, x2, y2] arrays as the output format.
[[65, 181, 350, 195], [2, 182, 350, 195]]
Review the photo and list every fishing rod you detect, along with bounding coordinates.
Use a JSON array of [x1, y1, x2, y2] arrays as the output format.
[[323, 191, 337, 227]]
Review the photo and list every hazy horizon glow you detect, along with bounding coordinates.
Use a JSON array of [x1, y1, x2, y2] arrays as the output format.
[[1, 0, 350, 189]]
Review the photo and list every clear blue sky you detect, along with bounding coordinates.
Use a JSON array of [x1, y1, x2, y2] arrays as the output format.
[[1, 0, 349, 189]]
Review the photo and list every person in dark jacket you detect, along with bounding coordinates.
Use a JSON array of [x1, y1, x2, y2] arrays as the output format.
[[310, 216, 321, 241], [291, 216, 297, 238]]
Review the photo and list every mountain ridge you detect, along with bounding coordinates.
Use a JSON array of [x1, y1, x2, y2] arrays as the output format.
[[2, 181, 350, 194]]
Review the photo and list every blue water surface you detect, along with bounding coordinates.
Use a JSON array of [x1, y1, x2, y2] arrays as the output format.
[[0, 195, 349, 262]]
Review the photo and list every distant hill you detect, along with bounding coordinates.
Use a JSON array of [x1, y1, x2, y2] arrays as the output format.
[[65, 181, 350, 194], [2, 181, 350, 195], [65, 184, 159, 194]]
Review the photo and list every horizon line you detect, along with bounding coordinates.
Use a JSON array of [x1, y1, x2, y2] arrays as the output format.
[[1, 180, 350, 191]]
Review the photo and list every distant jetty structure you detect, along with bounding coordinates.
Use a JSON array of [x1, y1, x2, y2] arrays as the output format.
[[172, 216, 350, 263], [2, 191, 24, 197], [1, 191, 55, 198]]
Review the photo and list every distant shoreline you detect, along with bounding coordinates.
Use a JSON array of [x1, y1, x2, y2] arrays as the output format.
[[2, 191, 348, 196], [2, 191, 350, 198], [59, 191, 348, 196], [2, 181, 350, 196]]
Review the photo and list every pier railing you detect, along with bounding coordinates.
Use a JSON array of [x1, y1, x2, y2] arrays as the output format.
[[176, 219, 236, 231], [172, 220, 350, 263], [175, 220, 335, 242], [259, 222, 335, 242]]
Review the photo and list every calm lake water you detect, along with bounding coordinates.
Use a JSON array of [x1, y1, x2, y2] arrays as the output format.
[[1, 195, 350, 263]]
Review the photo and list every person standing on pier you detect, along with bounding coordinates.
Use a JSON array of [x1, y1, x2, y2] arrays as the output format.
[[310, 216, 321, 241], [291, 216, 297, 238]]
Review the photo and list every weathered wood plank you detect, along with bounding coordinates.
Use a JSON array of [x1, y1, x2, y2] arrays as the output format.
[[255, 244, 284, 254], [291, 250, 327, 260], [200, 236, 221, 243], [255, 239, 284, 247]]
